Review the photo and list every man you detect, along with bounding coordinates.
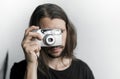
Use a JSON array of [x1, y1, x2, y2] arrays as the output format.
[[10, 3, 94, 79]]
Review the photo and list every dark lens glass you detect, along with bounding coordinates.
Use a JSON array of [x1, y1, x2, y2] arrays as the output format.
[[48, 38, 53, 42]]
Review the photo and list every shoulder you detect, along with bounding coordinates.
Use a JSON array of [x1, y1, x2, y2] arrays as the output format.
[[10, 60, 26, 79], [72, 58, 95, 79], [11, 60, 27, 70], [72, 59, 93, 73], [72, 58, 90, 68]]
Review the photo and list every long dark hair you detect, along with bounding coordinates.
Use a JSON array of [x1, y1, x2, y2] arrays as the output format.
[[29, 3, 77, 78]]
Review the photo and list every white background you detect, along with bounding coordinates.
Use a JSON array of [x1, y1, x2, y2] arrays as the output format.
[[0, 0, 120, 79]]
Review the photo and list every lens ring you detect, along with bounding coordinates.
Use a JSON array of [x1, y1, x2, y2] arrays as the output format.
[[45, 35, 55, 45]]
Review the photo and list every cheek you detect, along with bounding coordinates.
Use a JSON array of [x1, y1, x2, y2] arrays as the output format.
[[62, 32, 67, 45]]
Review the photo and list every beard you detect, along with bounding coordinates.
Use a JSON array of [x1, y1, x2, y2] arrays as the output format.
[[42, 45, 64, 58], [46, 52, 62, 58]]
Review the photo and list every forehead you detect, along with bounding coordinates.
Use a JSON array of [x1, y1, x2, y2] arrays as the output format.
[[39, 17, 66, 29]]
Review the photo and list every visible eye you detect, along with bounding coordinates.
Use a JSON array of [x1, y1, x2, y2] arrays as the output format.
[[61, 29, 66, 33]]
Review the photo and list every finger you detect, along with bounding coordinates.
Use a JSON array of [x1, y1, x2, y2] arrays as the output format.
[[36, 51, 40, 58], [29, 41, 40, 47], [30, 42, 40, 53], [25, 32, 42, 41], [36, 45, 41, 57], [24, 43, 40, 54], [25, 26, 39, 36]]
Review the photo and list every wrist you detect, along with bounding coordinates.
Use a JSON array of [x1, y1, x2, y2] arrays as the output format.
[[27, 62, 38, 68], [25, 62, 38, 79]]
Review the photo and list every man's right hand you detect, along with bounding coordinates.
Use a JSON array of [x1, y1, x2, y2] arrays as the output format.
[[21, 26, 42, 65]]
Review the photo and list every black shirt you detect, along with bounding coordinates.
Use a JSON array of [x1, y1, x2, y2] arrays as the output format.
[[10, 59, 94, 79]]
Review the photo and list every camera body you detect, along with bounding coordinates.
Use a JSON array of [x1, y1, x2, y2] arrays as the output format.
[[35, 29, 62, 47]]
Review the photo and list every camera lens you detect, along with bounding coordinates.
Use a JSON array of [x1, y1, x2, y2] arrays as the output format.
[[48, 38, 53, 42], [44, 35, 55, 45]]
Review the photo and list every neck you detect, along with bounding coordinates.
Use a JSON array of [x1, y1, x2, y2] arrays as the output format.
[[48, 57, 72, 70]]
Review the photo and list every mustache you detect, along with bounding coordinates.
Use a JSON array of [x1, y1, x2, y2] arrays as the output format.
[[51, 45, 64, 48], [43, 45, 64, 50], [41, 45, 64, 51]]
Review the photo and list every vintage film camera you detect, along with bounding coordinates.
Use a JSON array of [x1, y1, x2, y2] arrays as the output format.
[[34, 29, 62, 47]]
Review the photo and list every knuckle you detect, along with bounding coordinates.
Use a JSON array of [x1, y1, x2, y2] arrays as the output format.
[[21, 41, 28, 48], [31, 26, 36, 28], [28, 32, 31, 36], [25, 28, 28, 33], [22, 43, 27, 48], [21, 40, 25, 46], [26, 32, 32, 37]]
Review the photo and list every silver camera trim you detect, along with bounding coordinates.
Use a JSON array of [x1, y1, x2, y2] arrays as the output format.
[[34, 28, 62, 47]]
